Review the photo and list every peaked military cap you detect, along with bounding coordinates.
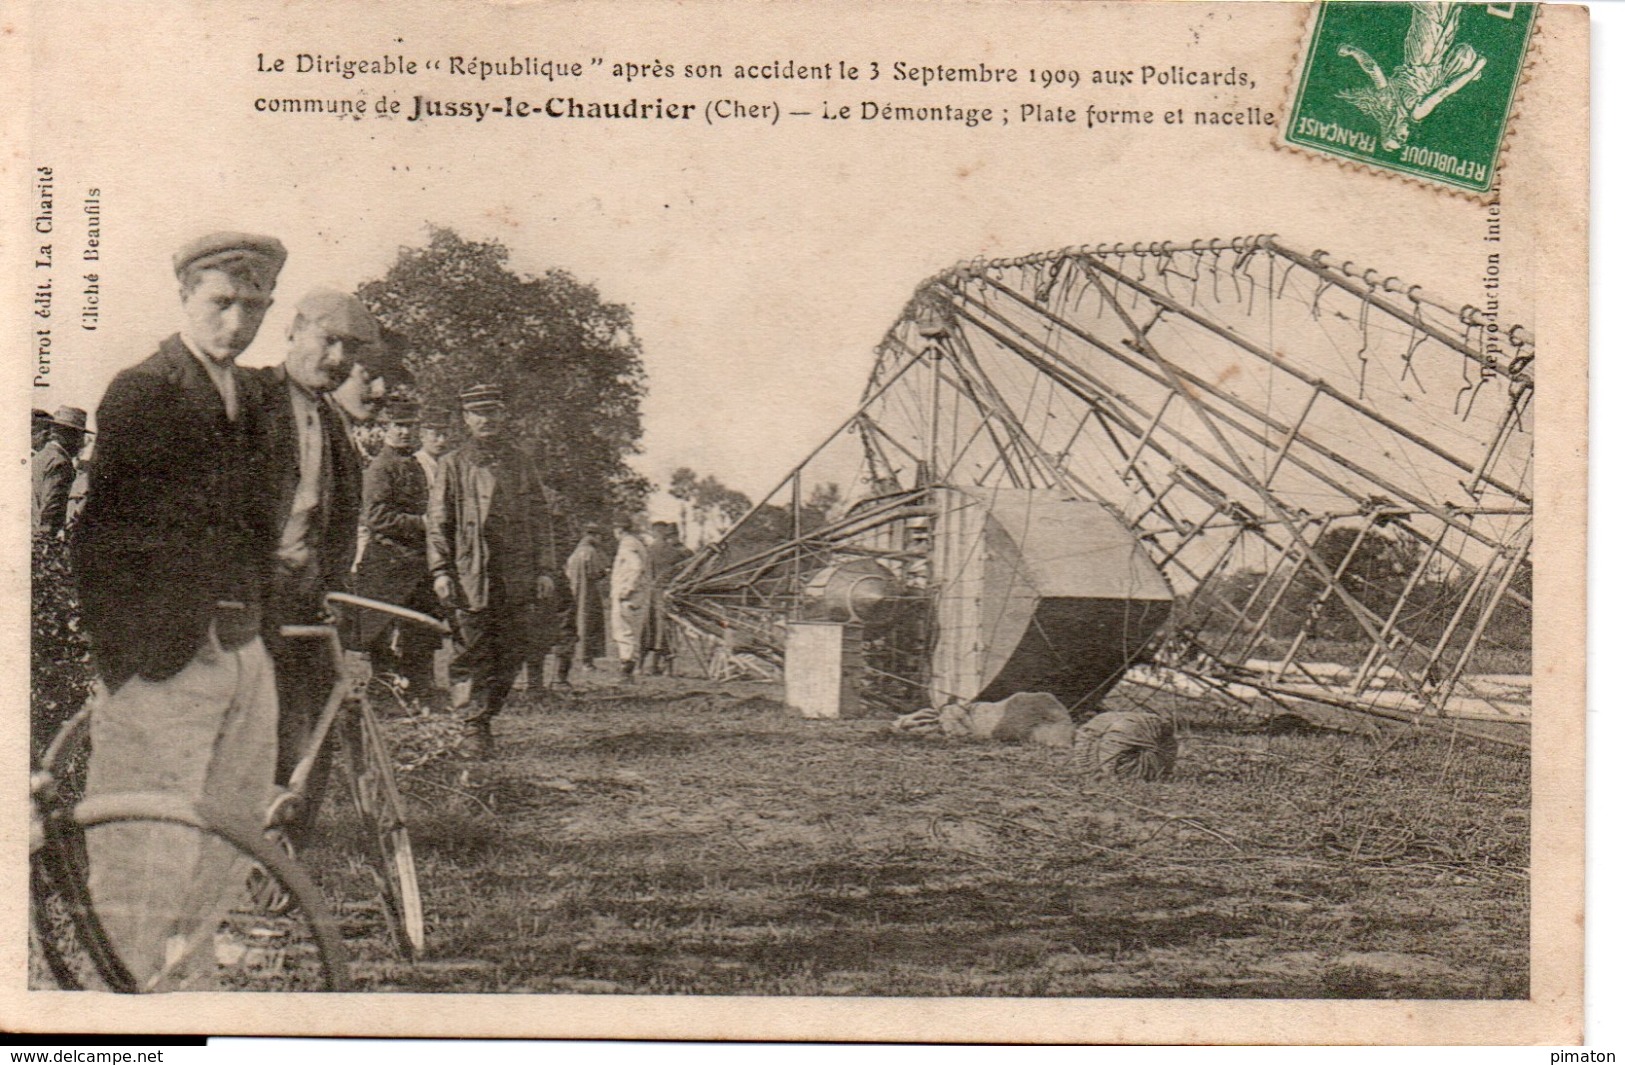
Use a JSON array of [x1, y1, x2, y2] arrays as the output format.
[[380, 399, 421, 425], [459, 384, 506, 411]]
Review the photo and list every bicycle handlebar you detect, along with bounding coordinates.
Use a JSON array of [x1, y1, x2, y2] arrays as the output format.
[[323, 591, 452, 635]]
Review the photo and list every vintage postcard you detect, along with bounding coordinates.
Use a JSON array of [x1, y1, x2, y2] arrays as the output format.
[[5, 0, 1588, 1045]]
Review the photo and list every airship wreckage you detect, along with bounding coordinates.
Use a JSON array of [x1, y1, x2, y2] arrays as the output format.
[[667, 236, 1532, 747]]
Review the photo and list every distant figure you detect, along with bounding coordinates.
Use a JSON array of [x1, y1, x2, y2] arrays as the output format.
[[31, 408, 51, 453], [428, 384, 565, 757], [32, 406, 90, 538], [641, 520, 692, 675], [566, 526, 609, 672], [609, 516, 651, 681]]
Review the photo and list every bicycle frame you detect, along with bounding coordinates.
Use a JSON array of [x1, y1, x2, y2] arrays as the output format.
[[274, 592, 450, 827]]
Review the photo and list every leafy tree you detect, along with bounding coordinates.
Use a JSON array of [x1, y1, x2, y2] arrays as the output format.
[[356, 227, 651, 522], [668, 467, 752, 545]]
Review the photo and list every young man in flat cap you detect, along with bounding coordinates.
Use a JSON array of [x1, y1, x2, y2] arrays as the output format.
[[256, 289, 380, 804], [32, 405, 90, 538], [356, 399, 442, 703], [71, 231, 286, 988], [427, 384, 566, 756]]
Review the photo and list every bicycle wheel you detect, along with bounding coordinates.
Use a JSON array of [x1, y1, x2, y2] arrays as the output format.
[[30, 792, 350, 992], [338, 698, 426, 960]]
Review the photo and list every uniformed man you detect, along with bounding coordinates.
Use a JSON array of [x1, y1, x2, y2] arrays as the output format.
[[355, 399, 440, 702], [72, 230, 286, 988], [427, 384, 565, 756]]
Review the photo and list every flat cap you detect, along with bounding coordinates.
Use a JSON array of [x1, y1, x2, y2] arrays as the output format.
[[459, 384, 506, 411], [173, 231, 288, 283]]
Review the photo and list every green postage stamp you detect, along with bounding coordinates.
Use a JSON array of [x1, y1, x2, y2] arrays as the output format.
[[1283, 1, 1537, 194]]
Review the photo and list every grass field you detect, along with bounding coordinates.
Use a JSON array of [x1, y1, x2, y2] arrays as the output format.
[[306, 672, 1530, 998]]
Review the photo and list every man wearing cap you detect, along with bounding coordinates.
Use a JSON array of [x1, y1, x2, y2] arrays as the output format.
[[355, 399, 440, 701], [32, 406, 90, 538], [71, 231, 286, 988], [427, 384, 566, 756], [256, 289, 379, 795]]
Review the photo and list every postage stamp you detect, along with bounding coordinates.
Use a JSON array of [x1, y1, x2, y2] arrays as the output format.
[[1282, 1, 1538, 194]]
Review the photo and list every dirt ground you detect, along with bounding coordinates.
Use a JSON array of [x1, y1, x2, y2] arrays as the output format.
[[306, 668, 1530, 998]]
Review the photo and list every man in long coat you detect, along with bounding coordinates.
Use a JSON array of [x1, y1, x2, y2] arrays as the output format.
[[609, 517, 651, 681], [565, 526, 609, 673], [72, 231, 286, 988], [32, 406, 90, 538], [427, 384, 565, 756], [256, 289, 376, 793], [641, 520, 692, 675], [355, 399, 441, 702]]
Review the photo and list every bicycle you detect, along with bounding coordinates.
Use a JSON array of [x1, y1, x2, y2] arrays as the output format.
[[268, 591, 449, 962], [29, 591, 449, 990], [29, 706, 351, 992]]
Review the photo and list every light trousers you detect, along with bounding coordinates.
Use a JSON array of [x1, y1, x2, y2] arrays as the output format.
[[84, 630, 277, 990]]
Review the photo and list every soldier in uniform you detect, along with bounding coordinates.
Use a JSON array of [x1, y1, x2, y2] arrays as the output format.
[[355, 399, 440, 703], [427, 384, 565, 756]]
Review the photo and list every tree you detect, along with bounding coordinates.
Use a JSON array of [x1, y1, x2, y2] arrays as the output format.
[[668, 467, 752, 546], [356, 227, 651, 522]]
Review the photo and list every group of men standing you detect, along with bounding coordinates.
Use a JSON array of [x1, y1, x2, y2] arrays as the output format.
[[564, 517, 691, 682], [57, 230, 591, 987]]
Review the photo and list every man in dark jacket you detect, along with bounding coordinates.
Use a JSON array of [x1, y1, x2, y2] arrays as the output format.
[[71, 231, 286, 988], [642, 521, 692, 675], [256, 289, 377, 790], [356, 399, 440, 702], [427, 384, 565, 756]]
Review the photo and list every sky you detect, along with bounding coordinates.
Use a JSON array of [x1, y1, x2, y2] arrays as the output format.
[[24, 0, 1541, 521]]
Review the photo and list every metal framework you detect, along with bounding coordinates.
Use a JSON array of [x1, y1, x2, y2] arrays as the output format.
[[669, 237, 1532, 743]]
